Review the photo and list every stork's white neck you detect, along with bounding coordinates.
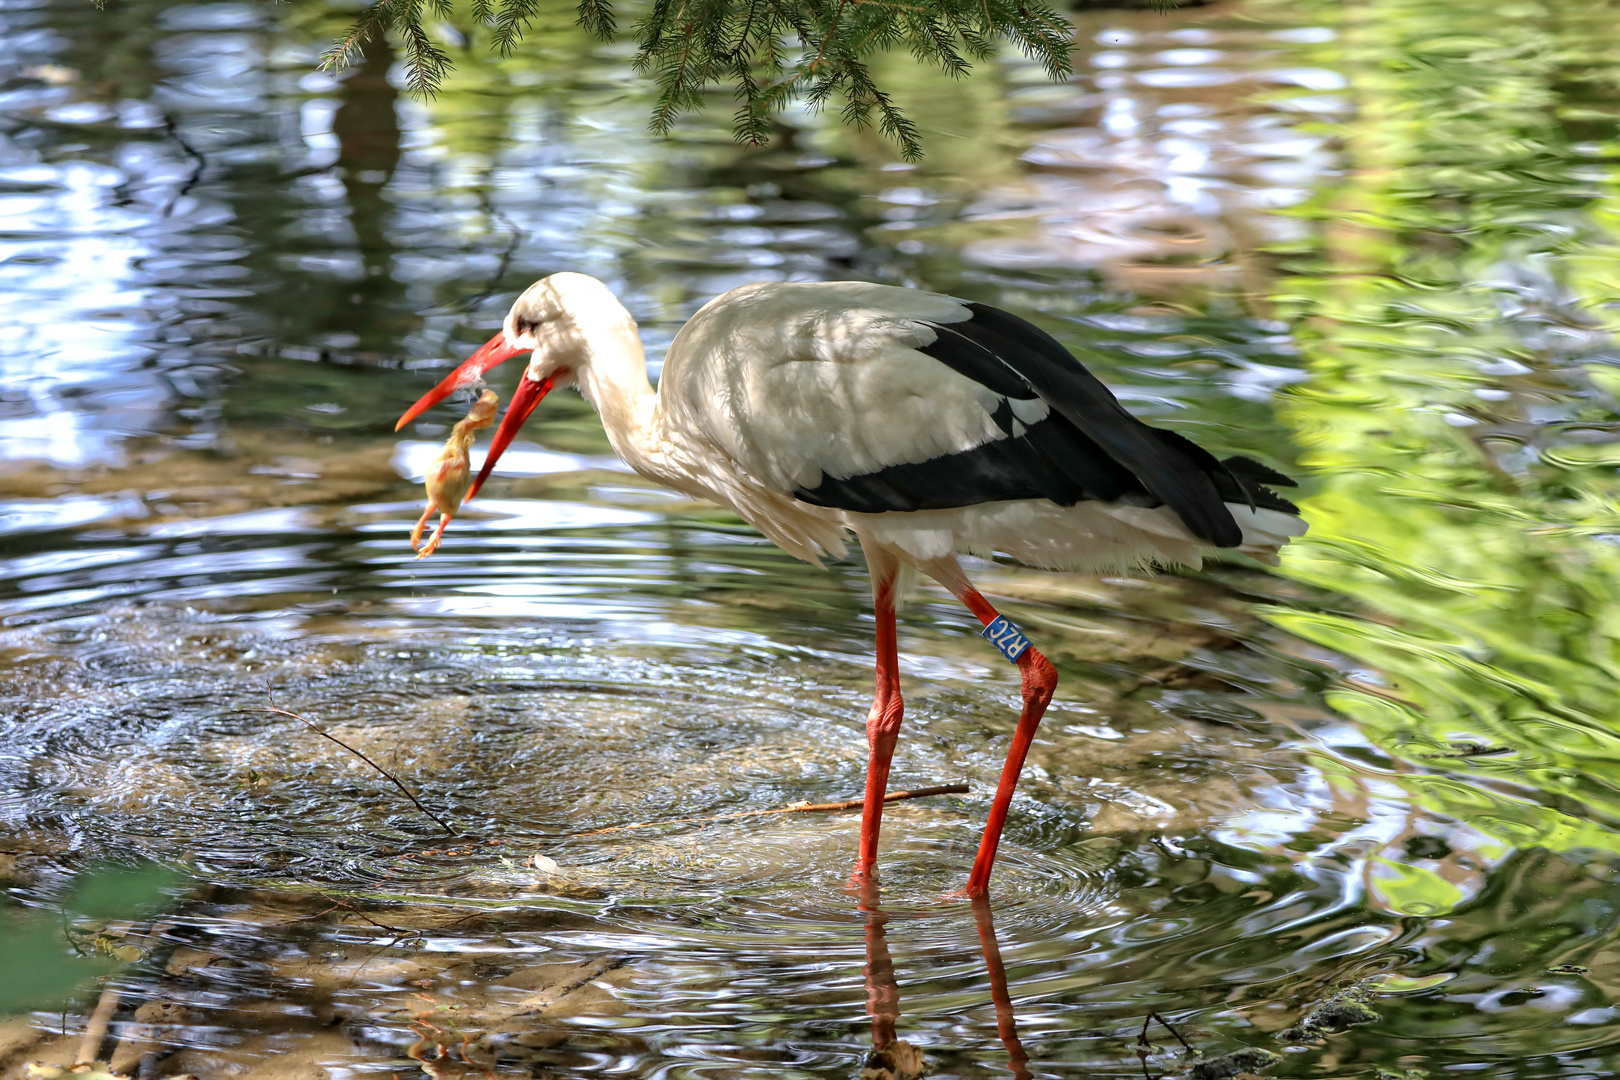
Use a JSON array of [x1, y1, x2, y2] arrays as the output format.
[[508, 273, 680, 489], [569, 315, 661, 473]]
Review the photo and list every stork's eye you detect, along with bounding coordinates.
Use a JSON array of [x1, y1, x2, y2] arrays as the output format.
[[514, 316, 539, 337]]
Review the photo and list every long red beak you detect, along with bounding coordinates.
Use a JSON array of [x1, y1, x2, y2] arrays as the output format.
[[394, 331, 531, 432], [465, 372, 558, 503], [395, 331, 563, 505]]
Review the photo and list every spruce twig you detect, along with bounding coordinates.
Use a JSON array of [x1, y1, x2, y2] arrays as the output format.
[[307, 0, 1123, 157]]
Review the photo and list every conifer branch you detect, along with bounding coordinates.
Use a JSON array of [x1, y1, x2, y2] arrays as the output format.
[[311, 0, 1161, 156]]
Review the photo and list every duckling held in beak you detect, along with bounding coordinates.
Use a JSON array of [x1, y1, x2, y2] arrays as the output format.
[[411, 389, 499, 558]]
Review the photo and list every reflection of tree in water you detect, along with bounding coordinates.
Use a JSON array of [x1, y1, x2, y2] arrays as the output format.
[[230, 25, 412, 360], [206, 23, 421, 432], [1380, 847, 1620, 1051], [324, 29, 404, 354], [47, 0, 173, 103], [11, 0, 431, 440], [1268, 0, 1620, 853]]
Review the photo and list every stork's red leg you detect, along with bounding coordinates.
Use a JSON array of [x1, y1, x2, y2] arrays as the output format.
[[851, 544, 904, 889], [972, 895, 1032, 1080], [926, 560, 1058, 897], [959, 583, 1057, 896]]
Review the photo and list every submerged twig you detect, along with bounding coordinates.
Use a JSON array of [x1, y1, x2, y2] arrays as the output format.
[[1137, 1011, 1194, 1053], [257, 698, 456, 835], [161, 113, 206, 218], [577, 784, 970, 836], [77, 983, 121, 1064], [1420, 742, 1512, 759]]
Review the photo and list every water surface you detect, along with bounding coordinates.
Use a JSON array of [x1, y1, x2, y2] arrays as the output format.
[[4, 0, 1620, 1076]]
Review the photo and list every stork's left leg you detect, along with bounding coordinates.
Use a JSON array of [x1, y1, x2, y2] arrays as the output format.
[[850, 540, 905, 890], [926, 558, 1058, 897]]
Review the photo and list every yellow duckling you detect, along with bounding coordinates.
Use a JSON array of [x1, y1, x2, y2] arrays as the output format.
[[410, 389, 499, 558]]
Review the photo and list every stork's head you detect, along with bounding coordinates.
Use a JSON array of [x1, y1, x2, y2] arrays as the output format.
[[395, 272, 631, 501]]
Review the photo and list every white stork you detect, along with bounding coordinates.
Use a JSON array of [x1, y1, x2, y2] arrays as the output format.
[[396, 272, 1307, 896]]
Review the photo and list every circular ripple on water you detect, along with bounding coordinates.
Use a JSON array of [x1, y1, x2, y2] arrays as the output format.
[[0, 604, 1125, 940]]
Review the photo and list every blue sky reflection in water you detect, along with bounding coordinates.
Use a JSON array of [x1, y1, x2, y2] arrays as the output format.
[[2, 0, 1620, 1076]]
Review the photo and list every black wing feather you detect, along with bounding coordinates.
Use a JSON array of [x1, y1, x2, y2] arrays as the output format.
[[798, 415, 1116, 513], [954, 303, 1241, 547], [915, 324, 1039, 400]]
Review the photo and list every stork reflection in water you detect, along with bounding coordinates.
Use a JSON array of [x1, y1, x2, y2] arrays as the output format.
[[858, 887, 1198, 1079], [858, 882, 1030, 1080]]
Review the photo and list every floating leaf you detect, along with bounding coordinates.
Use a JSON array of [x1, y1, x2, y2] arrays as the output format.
[[1368, 857, 1466, 917], [1370, 972, 1455, 994]]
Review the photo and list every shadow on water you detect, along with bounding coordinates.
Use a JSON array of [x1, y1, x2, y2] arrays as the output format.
[[4, 0, 1620, 1075]]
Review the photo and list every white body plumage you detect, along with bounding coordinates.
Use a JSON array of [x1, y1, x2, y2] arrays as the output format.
[[476, 273, 1304, 574]]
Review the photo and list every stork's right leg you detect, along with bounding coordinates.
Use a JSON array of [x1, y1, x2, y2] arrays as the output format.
[[925, 556, 1059, 897], [850, 542, 904, 890]]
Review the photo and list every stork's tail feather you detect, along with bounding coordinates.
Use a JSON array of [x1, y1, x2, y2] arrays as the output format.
[[1145, 429, 1300, 540], [1211, 454, 1300, 515], [1141, 434, 1306, 560], [1224, 502, 1308, 565], [1220, 454, 1297, 489]]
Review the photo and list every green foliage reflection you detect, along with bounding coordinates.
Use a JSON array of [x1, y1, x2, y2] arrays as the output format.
[[1, 864, 183, 1016], [1266, 0, 1620, 852]]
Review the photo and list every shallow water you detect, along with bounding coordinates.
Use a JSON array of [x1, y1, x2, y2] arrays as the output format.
[[4, 0, 1620, 1076]]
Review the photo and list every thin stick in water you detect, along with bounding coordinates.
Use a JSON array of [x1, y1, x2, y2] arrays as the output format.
[[578, 784, 970, 836], [258, 699, 456, 836], [1137, 1010, 1194, 1053]]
